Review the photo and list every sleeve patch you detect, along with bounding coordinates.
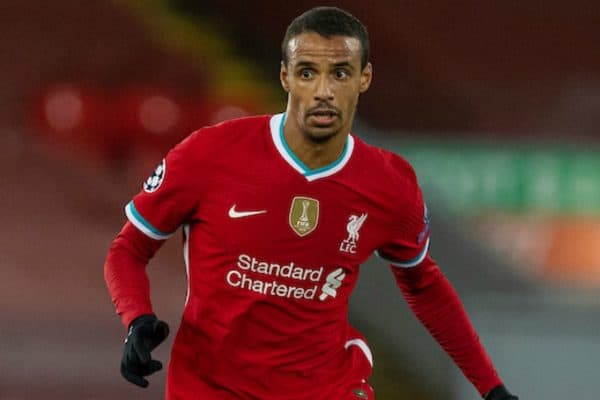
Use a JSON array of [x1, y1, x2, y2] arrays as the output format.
[[143, 159, 166, 193]]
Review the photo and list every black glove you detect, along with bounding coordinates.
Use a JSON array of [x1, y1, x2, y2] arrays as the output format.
[[121, 314, 170, 388], [485, 384, 519, 400]]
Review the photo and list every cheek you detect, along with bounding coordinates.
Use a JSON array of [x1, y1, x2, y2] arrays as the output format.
[[289, 91, 308, 110], [342, 91, 360, 109], [287, 94, 307, 121]]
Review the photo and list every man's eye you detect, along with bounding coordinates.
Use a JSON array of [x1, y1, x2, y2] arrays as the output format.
[[301, 70, 313, 79], [335, 70, 349, 79]]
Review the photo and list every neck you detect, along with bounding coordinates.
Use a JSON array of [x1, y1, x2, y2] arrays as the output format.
[[282, 116, 349, 170]]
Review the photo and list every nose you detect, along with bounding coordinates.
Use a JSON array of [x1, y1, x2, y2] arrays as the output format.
[[314, 75, 334, 101]]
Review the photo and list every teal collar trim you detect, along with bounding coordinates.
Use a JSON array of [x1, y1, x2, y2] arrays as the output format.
[[277, 113, 352, 179]]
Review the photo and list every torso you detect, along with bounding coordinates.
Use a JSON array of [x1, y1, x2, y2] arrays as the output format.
[[131, 114, 422, 399]]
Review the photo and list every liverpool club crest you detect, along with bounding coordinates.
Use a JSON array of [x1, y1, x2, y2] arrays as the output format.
[[289, 196, 319, 236], [339, 213, 368, 254]]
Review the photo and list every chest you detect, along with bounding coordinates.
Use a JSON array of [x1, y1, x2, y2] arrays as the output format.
[[195, 169, 391, 268]]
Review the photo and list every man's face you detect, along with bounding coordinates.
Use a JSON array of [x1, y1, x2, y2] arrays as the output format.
[[281, 32, 372, 143]]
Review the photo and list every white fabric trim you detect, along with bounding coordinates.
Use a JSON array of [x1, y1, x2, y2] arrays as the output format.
[[183, 224, 191, 306], [345, 338, 374, 367], [305, 136, 354, 182], [124, 202, 174, 240], [269, 113, 355, 181], [270, 113, 305, 175]]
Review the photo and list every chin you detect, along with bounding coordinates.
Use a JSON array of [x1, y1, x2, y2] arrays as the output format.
[[304, 127, 338, 143]]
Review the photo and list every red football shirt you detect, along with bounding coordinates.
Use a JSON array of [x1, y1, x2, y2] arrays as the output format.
[[124, 114, 434, 399]]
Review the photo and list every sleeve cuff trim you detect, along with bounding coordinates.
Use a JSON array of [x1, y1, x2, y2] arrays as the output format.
[[375, 237, 430, 268], [125, 201, 174, 240]]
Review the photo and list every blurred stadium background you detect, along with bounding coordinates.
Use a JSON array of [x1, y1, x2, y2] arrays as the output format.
[[2, 1, 600, 399]]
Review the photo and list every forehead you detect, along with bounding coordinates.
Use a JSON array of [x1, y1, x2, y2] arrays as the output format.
[[286, 32, 362, 65]]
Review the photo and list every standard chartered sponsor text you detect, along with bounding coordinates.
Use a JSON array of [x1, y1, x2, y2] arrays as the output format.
[[227, 254, 324, 300]]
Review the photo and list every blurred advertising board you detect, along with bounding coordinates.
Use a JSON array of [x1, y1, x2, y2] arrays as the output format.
[[398, 141, 600, 287]]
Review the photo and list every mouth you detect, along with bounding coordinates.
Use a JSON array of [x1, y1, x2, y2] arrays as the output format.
[[308, 109, 339, 126]]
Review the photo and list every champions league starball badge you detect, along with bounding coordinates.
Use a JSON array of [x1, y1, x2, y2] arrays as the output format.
[[143, 159, 166, 193]]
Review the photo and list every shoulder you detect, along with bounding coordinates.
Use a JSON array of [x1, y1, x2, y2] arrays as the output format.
[[352, 136, 419, 189], [353, 139, 428, 243], [350, 137, 425, 221], [187, 114, 270, 146], [172, 114, 271, 159], [209, 114, 271, 132]]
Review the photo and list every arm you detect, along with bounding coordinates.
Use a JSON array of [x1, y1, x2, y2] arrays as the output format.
[[390, 256, 502, 397], [104, 132, 204, 388], [377, 154, 517, 398], [104, 221, 164, 328], [104, 132, 203, 388], [104, 221, 170, 388]]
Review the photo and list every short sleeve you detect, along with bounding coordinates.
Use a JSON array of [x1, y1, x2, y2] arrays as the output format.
[[375, 164, 431, 268], [125, 134, 200, 240]]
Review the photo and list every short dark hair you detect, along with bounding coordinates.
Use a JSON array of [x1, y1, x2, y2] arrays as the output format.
[[281, 7, 370, 70]]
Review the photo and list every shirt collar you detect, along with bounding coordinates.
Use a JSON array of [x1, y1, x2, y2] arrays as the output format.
[[269, 113, 354, 181]]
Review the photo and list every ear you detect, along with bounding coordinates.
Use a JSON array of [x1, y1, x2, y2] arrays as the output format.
[[280, 61, 290, 92], [359, 62, 373, 93]]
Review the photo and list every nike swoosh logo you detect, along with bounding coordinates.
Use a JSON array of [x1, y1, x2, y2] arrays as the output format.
[[228, 205, 267, 218]]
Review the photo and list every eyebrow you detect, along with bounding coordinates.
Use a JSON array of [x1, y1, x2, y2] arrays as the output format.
[[293, 60, 355, 70], [332, 61, 355, 70], [294, 61, 317, 69]]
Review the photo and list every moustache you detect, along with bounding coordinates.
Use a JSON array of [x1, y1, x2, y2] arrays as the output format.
[[307, 105, 340, 116]]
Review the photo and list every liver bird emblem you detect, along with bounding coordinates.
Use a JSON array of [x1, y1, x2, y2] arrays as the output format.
[[346, 213, 368, 243]]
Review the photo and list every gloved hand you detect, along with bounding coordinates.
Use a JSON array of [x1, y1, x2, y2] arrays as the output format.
[[121, 314, 170, 388], [485, 384, 519, 400]]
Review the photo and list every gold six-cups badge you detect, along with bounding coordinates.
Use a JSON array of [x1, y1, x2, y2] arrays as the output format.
[[289, 196, 319, 236]]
